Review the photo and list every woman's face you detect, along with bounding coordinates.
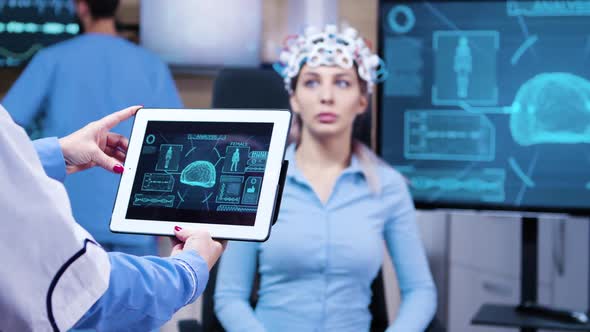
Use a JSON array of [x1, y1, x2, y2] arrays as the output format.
[[290, 64, 368, 139]]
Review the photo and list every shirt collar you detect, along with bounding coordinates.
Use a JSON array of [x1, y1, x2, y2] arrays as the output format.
[[284, 144, 365, 184]]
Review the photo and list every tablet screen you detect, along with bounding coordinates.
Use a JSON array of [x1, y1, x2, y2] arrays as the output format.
[[125, 120, 274, 226]]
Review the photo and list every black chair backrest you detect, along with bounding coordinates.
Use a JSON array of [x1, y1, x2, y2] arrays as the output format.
[[202, 67, 388, 332], [211, 67, 291, 110], [200, 264, 225, 332]]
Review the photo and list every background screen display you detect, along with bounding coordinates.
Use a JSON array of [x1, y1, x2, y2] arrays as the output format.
[[379, 0, 590, 213], [0, 0, 79, 67]]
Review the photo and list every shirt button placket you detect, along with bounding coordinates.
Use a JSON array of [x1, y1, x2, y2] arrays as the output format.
[[320, 208, 330, 330]]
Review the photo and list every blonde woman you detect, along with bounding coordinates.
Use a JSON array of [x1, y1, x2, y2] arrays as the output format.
[[214, 25, 436, 332]]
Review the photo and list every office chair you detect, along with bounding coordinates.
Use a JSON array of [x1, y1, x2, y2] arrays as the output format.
[[210, 67, 291, 110], [178, 67, 442, 332]]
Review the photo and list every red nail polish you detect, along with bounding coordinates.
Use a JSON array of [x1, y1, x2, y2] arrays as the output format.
[[174, 226, 182, 231], [113, 165, 124, 174]]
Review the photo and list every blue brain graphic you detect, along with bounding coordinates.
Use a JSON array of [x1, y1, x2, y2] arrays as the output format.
[[510, 72, 590, 146], [180, 161, 216, 188]]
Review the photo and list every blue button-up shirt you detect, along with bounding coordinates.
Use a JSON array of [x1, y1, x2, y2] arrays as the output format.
[[214, 145, 436, 332], [4, 34, 183, 248], [33, 138, 209, 331]]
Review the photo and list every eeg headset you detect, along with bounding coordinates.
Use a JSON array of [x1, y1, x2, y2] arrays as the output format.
[[273, 24, 388, 94]]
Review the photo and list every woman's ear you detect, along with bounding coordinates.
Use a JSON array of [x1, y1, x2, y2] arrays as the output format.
[[357, 94, 369, 115], [290, 94, 301, 114]]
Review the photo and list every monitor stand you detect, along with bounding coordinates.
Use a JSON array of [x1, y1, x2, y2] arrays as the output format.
[[472, 216, 590, 332]]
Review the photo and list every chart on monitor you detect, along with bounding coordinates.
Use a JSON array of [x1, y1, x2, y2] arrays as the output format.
[[0, 0, 79, 67]]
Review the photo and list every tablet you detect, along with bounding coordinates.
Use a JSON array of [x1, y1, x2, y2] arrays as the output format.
[[110, 108, 292, 241]]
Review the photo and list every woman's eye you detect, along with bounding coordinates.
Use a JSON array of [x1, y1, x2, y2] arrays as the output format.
[[335, 80, 351, 88], [304, 79, 319, 88]]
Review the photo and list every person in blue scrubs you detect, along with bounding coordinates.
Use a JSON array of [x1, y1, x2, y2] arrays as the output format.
[[214, 25, 437, 332], [1, 104, 225, 331], [2, 0, 183, 256]]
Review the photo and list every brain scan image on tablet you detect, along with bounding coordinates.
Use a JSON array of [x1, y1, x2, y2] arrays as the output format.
[[125, 120, 273, 226]]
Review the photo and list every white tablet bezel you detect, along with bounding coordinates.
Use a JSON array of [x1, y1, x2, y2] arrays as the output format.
[[110, 108, 291, 241]]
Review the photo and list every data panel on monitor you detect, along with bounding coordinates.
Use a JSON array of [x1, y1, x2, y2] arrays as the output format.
[[0, 0, 79, 67]]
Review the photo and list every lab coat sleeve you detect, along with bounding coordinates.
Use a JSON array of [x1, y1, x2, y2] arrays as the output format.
[[74, 250, 210, 331], [33, 137, 67, 182], [0, 104, 110, 332]]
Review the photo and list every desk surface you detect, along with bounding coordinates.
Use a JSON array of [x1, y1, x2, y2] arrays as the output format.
[[472, 304, 590, 331]]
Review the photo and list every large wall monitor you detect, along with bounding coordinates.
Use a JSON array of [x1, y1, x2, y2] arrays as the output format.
[[378, 0, 590, 214]]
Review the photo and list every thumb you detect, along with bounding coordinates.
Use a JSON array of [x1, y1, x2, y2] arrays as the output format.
[[94, 150, 124, 174], [174, 227, 209, 243], [173, 226, 193, 242]]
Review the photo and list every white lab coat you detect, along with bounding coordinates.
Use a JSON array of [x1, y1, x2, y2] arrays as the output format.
[[0, 105, 110, 331]]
